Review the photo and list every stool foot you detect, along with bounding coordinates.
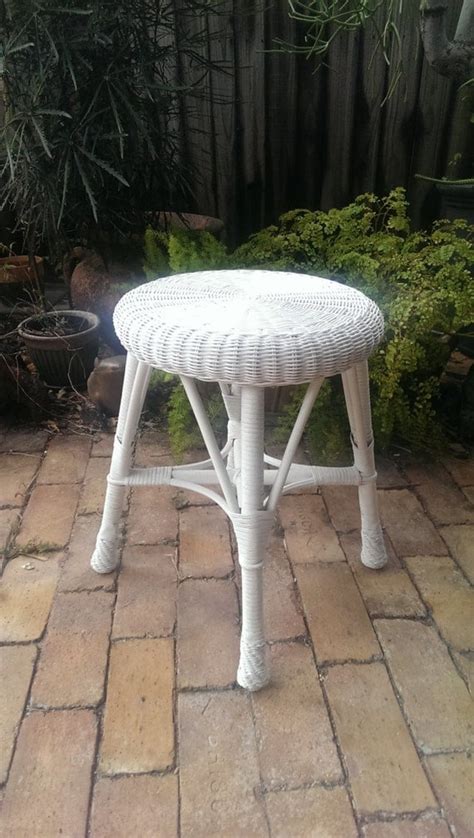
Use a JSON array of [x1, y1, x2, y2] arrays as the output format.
[[361, 522, 387, 569], [91, 354, 150, 575], [237, 641, 269, 691]]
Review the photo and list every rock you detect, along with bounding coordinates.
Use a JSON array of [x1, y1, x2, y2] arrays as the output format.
[[87, 356, 126, 416]]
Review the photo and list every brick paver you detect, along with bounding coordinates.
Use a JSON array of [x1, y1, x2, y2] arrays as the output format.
[[1, 709, 97, 836], [440, 524, 474, 583], [266, 786, 357, 837], [0, 428, 472, 837], [425, 753, 474, 838], [324, 662, 436, 814], [0, 645, 36, 783], [127, 486, 177, 546], [363, 818, 451, 838], [58, 513, 115, 592], [16, 483, 79, 549], [77, 455, 110, 515], [262, 534, 306, 640], [0, 453, 41, 507], [376, 619, 473, 752], [113, 544, 177, 639], [341, 531, 425, 618], [0, 555, 60, 642], [90, 774, 179, 838], [280, 494, 346, 562], [296, 563, 380, 662], [100, 638, 174, 774], [251, 642, 341, 788], [177, 578, 239, 688], [31, 590, 114, 707], [179, 691, 268, 836], [179, 505, 233, 577], [378, 489, 448, 556], [37, 434, 91, 484], [404, 556, 474, 650]]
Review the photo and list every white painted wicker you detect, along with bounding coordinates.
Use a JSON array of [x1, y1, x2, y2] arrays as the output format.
[[113, 270, 384, 385], [92, 269, 388, 692]]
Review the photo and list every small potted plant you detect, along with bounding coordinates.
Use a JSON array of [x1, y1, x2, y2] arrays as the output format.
[[18, 309, 100, 389]]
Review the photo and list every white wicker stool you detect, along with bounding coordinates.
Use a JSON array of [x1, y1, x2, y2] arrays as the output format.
[[91, 270, 387, 691]]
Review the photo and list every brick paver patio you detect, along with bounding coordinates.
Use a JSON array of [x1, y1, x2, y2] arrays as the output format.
[[0, 426, 472, 837]]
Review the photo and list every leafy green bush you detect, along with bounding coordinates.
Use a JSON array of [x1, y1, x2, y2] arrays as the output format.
[[235, 188, 474, 455], [142, 190, 474, 459], [143, 227, 229, 457], [143, 227, 228, 278]]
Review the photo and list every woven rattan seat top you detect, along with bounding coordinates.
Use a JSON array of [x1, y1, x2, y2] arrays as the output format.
[[114, 270, 384, 385]]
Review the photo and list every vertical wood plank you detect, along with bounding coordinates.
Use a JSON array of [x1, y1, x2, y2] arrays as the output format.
[[234, 0, 266, 238], [379, 4, 424, 193], [321, 28, 360, 210]]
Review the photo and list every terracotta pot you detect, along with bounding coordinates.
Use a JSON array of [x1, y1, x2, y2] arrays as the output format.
[[0, 255, 44, 303], [87, 355, 126, 415], [147, 211, 224, 237]]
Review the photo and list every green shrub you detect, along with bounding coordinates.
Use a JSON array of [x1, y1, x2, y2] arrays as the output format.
[[143, 227, 229, 456], [235, 188, 474, 456], [143, 227, 228, 278]]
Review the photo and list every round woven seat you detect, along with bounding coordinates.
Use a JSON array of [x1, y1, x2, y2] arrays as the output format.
[[114, 269, 384, 385]]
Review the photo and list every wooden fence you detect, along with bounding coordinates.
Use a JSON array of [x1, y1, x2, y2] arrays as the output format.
[[179, 0, 462, 244]]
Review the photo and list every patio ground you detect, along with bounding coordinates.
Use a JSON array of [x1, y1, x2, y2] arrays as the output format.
[[0, 426, 473, 837]]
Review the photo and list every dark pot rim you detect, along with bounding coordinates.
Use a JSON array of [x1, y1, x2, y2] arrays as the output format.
[[18, 309, 100, 351]]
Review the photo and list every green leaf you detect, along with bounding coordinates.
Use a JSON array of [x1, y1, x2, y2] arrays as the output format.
[[78, 146, 129, 186]]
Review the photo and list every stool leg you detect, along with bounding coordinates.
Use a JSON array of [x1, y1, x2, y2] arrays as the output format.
[[91, 355, 150, 573], [231, 385, 273, 691], [342, 362, 387, 569]]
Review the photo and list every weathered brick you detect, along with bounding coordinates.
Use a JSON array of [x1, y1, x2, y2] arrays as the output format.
[[375, 456, 407, 488], [0, 429, 49, 454], [263, 534, 306, 641], [266, 787, 357, 838], [378, 490, 447, 557], [91, 432, 114, 457], [363, 818, 451, 838], [453, 650, 474, 695], [113, 544, 177, 639], [280, 494, 346, 562], [1, 709, 96, 836], [321, 486, 360, 533], [0, 508, 20, 555], [127, 486, 178, 546], [134, 429, 172, 466], [462, 485, 474, 505], [440, 524, 474, 584], [252, 643, 341, 788], [376, 619, 473, 752], [37, 434, 91, 484], [425, 753, 474, 838], [179, 691, 267, 837], [296, 563, 380, 662], [414, 477, 474, 526], [179, 505, 233, 577], [324, 662, 435, 814], [0, 453, 40, 507], [31, 590, 113, 707], [178, 579, 239, 688], [0, 646, 37, 783], [341, 531, 425, 617], [58, 514, 115, 592], [442, 456, 474, 487], [100, 638, 174, 774], [90, 774, 178, 838], [405, 556, 473, 650], [16, 483, 79, 549], [77, 456, 109, 515], [0, 555, 60, 642]]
